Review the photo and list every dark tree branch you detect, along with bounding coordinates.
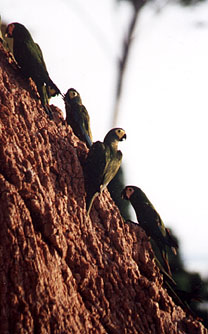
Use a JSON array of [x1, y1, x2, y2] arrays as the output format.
[[112, 0, 146, 127]]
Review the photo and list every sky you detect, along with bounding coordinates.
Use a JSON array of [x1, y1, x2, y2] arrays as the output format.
[[1, 0, 208, 277]]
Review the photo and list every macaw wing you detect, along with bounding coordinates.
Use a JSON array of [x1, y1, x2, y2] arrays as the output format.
[[74, 105, 93, 147], [81, 106, 93, 143], [34, 43, 48, 72], [34, 43, 61, 96], [85, 141, 108, 193], [14, 37, 49, 85], [19, 40, 49, 83], [102, 150, 122, 188], [82, 131, 93, 148], [0, 16, 3, 42], [142, 201, 167, 240]]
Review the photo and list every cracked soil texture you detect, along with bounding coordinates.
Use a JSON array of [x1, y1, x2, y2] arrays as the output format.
[[0, 43, 207, 334]]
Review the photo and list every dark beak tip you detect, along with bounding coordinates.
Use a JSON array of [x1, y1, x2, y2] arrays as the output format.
[[121, 189, 126, 199]]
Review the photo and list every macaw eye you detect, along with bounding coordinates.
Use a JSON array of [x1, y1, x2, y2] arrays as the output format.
[[69, 90, 78, 99], [127, 187, 134, 194], [116, 129, 122, 136]]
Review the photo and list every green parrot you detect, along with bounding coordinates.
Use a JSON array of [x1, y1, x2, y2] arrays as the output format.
[[64, 88, 93, 148], [5, 22, 62, 119], [121, 186, 178, 275], [84, 128, 127, 215], [125, 219, 177, 284], [125, 220, 200, 317]]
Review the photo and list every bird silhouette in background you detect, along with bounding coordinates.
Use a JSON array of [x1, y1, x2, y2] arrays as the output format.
[[64, 88, 93, 148], [84, 128, 126, 214], [121, 185, 178, 275], [5, 22, 62, 119]]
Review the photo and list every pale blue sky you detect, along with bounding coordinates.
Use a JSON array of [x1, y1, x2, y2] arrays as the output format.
[[1, 0, 208, 276]]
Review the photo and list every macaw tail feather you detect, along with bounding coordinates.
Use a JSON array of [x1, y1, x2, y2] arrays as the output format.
[[36, 84, 53, 119], [44, 104, 53, 120], [155, 257, 176, 286], [47, 78, 61, 97], [84, 133, 93, 149], [86, 192, 99, 215], [161, 249, 172, 276]]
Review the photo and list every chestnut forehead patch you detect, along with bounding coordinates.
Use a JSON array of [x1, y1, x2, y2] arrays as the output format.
[[8, 23, 15, 36]]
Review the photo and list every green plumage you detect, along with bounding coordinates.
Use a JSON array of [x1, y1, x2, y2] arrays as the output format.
[[84, 128, 126, 214], [5, 22, 61, 119], [0, 16, 3, 42], [64, 88, 93, 148], [121, 185, 178, 275], [125, 220, 200, 316]]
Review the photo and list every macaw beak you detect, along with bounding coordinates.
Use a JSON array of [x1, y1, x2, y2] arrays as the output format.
[[121, 188, 128, 199], [120, 133, 127, 141]]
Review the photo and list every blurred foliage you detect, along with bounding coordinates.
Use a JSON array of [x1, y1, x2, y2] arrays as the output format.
[[112, 0, 143, 126], [152, 230, 208, 327], [116, 0, 146, 9], [112, 0, 207, 125], [116, 0, 206, 7]]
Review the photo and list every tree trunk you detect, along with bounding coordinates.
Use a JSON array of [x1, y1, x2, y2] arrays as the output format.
[[0, 43, 206, 334]]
